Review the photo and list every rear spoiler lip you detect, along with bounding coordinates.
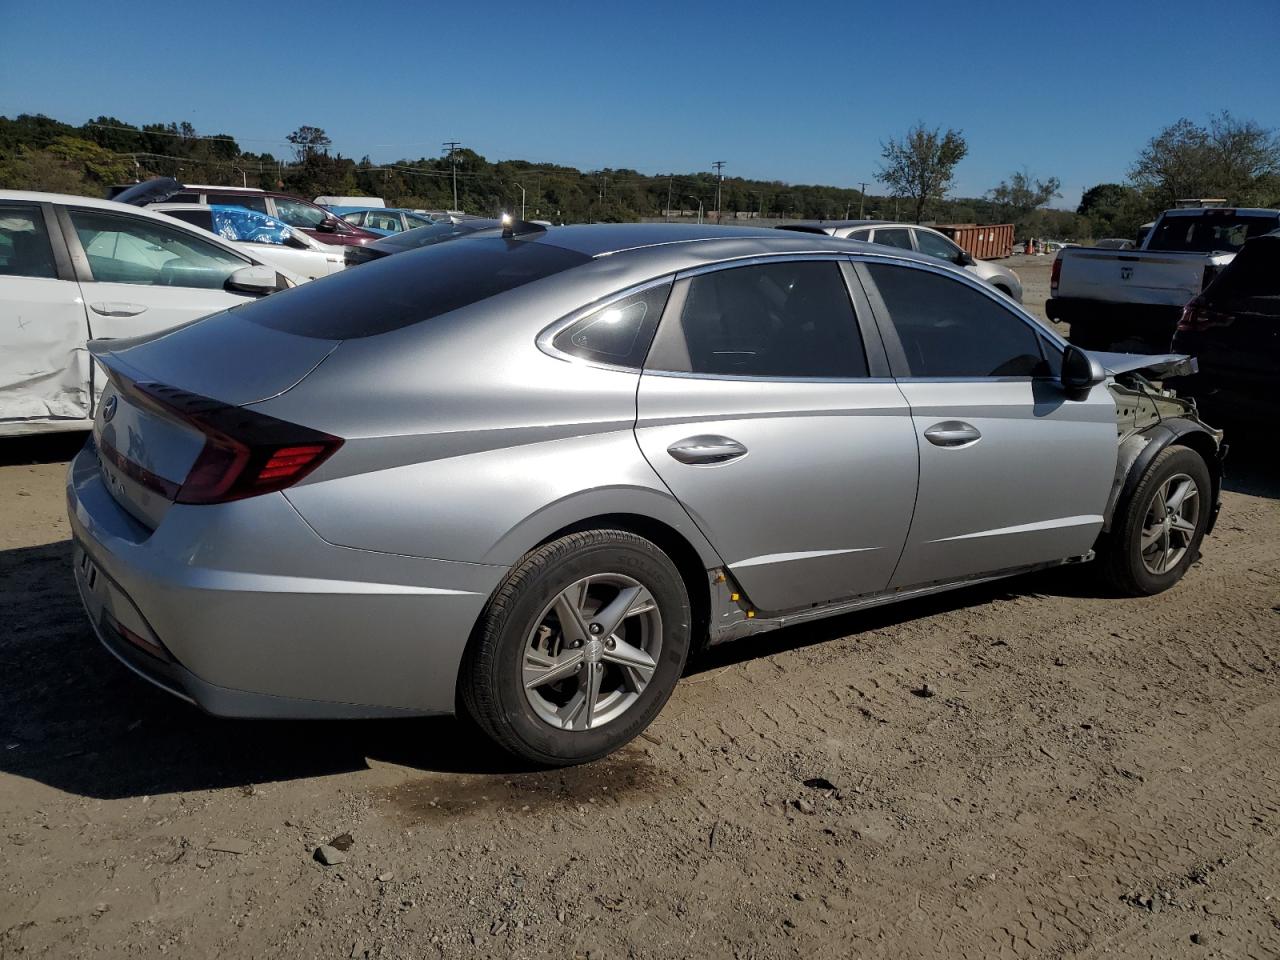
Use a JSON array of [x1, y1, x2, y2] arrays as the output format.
[[89, 334, 343, 406], [1090, 350, 1198, 380]]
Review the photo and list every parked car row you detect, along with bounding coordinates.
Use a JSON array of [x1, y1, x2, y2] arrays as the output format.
[[1048, 205, 1280, 352]]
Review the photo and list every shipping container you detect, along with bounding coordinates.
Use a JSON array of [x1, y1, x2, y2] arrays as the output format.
[[932, 223, 1014, 260]]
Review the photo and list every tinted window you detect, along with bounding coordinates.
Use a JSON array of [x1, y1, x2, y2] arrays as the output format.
[[377, 221, 500, 252], [69, 208, 246, 289], [405, 213, 436, 229], [866, 263, 1047, 378], [646, 261, 868, 378], [871, 227, 913, 250], [159, 208, 215, 232], [552, 283, 671, 368], [246, 237, 590, 339], [1146, 213, 1277, 253], [914, 229, 960, 262], [0, 204, 57, 279], [206, 193, 268, 214]]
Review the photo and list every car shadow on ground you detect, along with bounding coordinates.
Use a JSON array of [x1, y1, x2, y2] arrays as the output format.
[[0, 537, 1030, 800], [1, 430, 1271, 801]]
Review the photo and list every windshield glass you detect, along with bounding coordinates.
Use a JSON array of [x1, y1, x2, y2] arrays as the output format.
[[1146, 213, 1277, 253]]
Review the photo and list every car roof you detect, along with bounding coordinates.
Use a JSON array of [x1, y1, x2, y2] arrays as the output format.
[[1160, 207, 1280, 217], [0, 189, 224, 219], [779, 219, 894, 231], [510, 222, 943, 269]]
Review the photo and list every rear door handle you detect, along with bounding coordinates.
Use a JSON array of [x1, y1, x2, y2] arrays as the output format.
[[90, 302, 148, 317], [667, 435, 748, 465], [924, 421, 982, 447]]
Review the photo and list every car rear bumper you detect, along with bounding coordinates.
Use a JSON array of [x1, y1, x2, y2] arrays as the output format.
[[1047, 298, 1182, 347], [67, 440, 507, 718]]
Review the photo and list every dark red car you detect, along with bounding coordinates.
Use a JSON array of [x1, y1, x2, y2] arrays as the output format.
[[113, 179, 380, 247]]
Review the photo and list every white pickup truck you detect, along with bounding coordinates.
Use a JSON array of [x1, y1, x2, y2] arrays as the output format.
[[1046, 206, 1280, 351]]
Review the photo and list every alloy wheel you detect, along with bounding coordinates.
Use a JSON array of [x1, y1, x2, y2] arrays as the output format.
[[1139, 472, 1200, 575], [522, 573, 663, 731]]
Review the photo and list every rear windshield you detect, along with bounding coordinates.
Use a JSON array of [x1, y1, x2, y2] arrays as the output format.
[[376, 220, 498, 252], [1146, 213, 1277, 253], [245, 237, 590, 338]]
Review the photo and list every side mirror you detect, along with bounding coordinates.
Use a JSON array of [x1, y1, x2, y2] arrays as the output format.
[[316, 217, 338, 233], [956, 250, 975, 266], [226, 264, 283, 296], [1061, 344, 1105, 400]]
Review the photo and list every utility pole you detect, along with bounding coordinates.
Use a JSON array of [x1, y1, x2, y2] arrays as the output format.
[[857, 182, 869, 219], [442, 141, 461, 210], [666, 177, 673, 221], [712, 160, 726, 224], [513, 182, 526, 219], [686, 196, 703, 224]]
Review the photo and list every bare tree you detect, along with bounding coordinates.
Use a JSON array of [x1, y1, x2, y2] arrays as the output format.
[[988, 169, 1061, 218], [876, 123, 967, 223]]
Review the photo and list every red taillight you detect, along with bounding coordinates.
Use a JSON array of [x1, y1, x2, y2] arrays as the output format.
[[1050, 255, 1062, 293], [122, 380, 343, 505], [1176, 296, 1231, 333]]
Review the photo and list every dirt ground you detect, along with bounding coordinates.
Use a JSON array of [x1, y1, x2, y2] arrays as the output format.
[[2, 268, 1277, 957]]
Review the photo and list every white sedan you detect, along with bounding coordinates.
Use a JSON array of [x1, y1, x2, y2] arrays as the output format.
[[151, 203, 345, 281], [0, 190, 300, 436]]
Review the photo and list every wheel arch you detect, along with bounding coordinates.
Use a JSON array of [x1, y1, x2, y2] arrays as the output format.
[[531, 512, 716, 654], [1105, 418, 1224, 535]]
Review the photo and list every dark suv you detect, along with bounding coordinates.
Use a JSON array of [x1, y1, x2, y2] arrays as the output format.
[[1170, 230, 1279, 421], [112, 179, 379, 247]]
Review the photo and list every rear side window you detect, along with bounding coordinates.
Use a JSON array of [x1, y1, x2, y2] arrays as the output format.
[[0, 204, 57, 279], [871, 228, 913, 250], [207, 193, 268, 214], [865, 263, 1048, 378], [645, 260, 868, 378], [552, 282, 671, 368], [245, 237, 591, 338]]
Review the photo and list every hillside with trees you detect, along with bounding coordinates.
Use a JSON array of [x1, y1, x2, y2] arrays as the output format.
[[2, 111, 1276, 244]]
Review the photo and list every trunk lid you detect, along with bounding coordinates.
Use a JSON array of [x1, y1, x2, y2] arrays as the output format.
[[89, 310, 339, 528]]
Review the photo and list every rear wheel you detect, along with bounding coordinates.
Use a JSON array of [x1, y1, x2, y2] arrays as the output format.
[[460, 530, 691, 766], [1097, 446, 1211, 596]]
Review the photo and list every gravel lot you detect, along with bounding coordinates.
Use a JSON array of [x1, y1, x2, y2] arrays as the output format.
[[2, 259, 1277, 958]]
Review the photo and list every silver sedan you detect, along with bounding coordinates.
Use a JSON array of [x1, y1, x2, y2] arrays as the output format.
[[68, 223, 1221, 765]]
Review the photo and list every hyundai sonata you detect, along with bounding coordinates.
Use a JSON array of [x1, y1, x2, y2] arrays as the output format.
[[68, 222, 1223, 765]]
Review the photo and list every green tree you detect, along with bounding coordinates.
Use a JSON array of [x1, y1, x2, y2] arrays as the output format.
[[1130, 112, 1280, 206], [286, 125, 332, 163], [1077, 183, 1152, 241], [987, 169, 1061, 218], [876, 123, 967, 223]]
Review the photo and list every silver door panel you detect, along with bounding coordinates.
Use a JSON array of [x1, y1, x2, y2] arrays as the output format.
[[890, 379, 1116, 587], [635, 372, 919, 612]]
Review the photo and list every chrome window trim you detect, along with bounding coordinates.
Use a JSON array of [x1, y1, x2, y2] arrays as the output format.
[[535, 275, 676, 373]]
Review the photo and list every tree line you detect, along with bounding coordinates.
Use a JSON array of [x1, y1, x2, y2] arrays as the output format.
[[2, 111, 1276, 243]]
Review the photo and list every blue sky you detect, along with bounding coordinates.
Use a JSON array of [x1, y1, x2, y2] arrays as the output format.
[[2, 0, 1277, 208]]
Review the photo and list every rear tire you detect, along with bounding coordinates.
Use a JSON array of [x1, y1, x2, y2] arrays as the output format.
[[459, 530, 691, 766], [1097, 446, 1211, 596]]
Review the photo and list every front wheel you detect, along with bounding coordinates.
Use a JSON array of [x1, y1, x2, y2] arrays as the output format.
[[1097, 446, 1212, 596], [459, 530, 691, 766]]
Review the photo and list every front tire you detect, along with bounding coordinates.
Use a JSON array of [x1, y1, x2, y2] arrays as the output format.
[[1097, 446, 1211, 596], [459, 530, 691, 766]]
